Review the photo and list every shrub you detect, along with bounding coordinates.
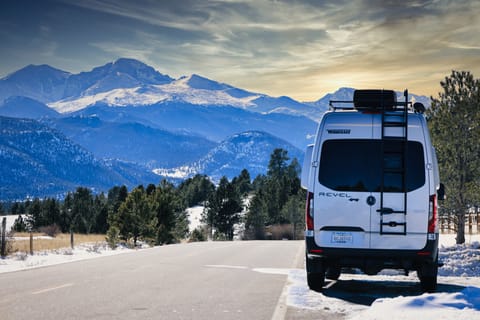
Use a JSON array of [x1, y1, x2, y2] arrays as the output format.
[[106, 226, 120, 249], [189, 227, 207, 242], [39, 224, 61, 237]]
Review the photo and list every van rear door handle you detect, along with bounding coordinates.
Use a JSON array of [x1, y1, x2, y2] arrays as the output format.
[[377, 207, 394, 214]]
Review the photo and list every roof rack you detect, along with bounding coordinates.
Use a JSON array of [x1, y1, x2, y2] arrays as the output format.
[[329, 89, 425, 113]]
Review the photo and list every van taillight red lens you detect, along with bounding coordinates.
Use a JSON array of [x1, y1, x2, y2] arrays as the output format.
[[306, 192, 314, 230], [428, 194, 437, 233]]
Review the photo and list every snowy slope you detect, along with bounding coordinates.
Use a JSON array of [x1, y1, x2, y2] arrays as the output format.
[[153, 131, 303, 181]]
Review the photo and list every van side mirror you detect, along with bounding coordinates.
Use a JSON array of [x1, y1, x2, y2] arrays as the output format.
[[437, 183, 445, 201]]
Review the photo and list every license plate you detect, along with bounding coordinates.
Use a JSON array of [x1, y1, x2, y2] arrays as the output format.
[[331, 232, 353, 244]]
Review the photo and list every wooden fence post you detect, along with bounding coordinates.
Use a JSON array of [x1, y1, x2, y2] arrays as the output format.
[[1, 217, 6, 257], [30, 232, 33, 255], [70, 230, 74, 249]]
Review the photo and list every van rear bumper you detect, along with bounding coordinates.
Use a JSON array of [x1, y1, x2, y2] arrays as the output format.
[[306, 236, 439, 274]]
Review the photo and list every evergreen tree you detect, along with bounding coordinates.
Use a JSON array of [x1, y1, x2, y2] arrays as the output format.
[[26, 198, 42, 230], [280, 192, 306, 239], [12, 214, 27, 232], [93, 193, 109, 234], [178, 174, 215, 207], [245, 189, 268, 239], [246, 149, 303, 239], [427, 70, 480, 244], [71, 187, 95, 233], [60, 193, 74, 232], [107, 185, 128, 231], [204, 176, 243, 240], [116, 186, 157, 246], [232, 169, 252, 196], [152, 180, 183, 244], [43, 198, 61, 227]]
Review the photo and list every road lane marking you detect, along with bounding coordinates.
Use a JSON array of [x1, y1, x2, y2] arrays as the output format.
[[204, 264, 249, 270], [31, 283, 74, 295]]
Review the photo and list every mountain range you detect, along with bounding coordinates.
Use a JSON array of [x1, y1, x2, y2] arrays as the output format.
[[0, 58, 430, 200]]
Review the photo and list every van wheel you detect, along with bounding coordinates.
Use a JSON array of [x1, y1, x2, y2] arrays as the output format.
[[418, 256, 438, 293], [420, 275, 437, 293], [306, 257, 325, 291], [307, 272, 325, 291]]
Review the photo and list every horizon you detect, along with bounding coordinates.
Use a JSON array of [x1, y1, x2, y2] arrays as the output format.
[[1, 1, 480, 100]]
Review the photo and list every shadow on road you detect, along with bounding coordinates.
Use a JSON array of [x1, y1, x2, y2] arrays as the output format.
[[320, 278, 466, 306]]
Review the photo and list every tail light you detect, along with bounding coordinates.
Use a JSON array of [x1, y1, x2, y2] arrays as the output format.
[[306, 192, 314, 231], [428, 194, 437, 233]]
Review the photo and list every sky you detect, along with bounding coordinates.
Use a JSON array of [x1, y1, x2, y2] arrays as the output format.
[[1, 0, 480, 101]]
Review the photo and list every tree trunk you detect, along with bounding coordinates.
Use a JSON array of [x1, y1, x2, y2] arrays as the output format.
[[456, 212, 466, 244]]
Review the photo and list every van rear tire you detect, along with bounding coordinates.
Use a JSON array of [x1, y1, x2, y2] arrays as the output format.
[[420, 275, 437, 293], [306, 257, 326, 291], [307, 272, 325, 291], [418, 255, 438, 293]]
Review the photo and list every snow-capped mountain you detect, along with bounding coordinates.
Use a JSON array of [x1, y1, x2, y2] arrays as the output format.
[[1, 58, 324, 120], [0, 116, 157, 200], [45, 115, 216, 169], [0, 58, 432, 199], [154, 131, 303, 182], [69, 102, 317, 149], [0, 64, 70, 103]]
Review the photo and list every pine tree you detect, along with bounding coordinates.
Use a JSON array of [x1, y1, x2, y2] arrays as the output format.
[[71, 187, 95, 234], [12, 214, 27, 232], [152, 180, 183, 244], [178, 174, 215, 207], [280, 192, 306, 239], [245, 189, 268, 239], [116, 187, 157, 246], [204, 176, 243, 240], [427, 70, 480, 244], [232, 169, 252, 196]]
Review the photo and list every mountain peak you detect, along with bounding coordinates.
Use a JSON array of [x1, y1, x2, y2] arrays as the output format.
[[185, 74, 231, 91], [3, 64, 70, 82]]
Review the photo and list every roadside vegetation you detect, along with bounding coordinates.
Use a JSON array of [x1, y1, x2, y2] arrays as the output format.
[[1, 148, 305, 255], [426, 70, 480, 244], [1, 70, 479, 253]]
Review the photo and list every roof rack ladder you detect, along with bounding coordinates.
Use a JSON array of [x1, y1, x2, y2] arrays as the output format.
[[379, 90, 409, 235]]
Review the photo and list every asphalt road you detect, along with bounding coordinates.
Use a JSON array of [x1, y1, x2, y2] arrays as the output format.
[[0, 240, 305, 320]]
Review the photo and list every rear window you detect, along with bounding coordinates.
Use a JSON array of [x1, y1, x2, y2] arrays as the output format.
[[319, 139, 425, 192]]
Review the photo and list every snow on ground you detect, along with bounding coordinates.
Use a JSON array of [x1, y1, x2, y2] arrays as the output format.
[[186, 205, 204, 233], [1, 219, 479, 319], [285, 233, 480, 319], [0, 242, 136, 274], [1, 214, 19, 232]]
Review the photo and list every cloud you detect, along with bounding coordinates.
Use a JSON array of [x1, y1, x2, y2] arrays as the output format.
[[3, 0, 480, 99]]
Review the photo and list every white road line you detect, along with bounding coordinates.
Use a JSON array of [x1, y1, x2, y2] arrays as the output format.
[[31, 283, 74, 295], [204, 264, 249, 270]]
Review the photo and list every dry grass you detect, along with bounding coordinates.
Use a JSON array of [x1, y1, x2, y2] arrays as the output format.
[[12, 233, 106, 253]]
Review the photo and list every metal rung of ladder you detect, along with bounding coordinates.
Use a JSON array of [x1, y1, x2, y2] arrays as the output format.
[[379, 90, 409, 236]]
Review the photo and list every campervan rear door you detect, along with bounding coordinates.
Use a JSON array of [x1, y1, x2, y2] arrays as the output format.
[[369, 114, 430, 250], [314, 113, 374, 249]]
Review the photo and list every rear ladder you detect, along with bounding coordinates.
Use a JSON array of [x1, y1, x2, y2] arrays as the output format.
[[378, 90, 409, 235]]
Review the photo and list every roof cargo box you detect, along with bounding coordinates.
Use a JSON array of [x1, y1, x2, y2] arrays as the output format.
[[354, 89, 397, 110]]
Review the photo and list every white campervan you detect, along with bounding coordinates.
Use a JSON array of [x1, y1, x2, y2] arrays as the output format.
[[301, 89, 444, 293]]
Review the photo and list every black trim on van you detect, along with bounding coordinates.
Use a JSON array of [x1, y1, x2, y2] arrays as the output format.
[[306, 236, 439, 274]]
